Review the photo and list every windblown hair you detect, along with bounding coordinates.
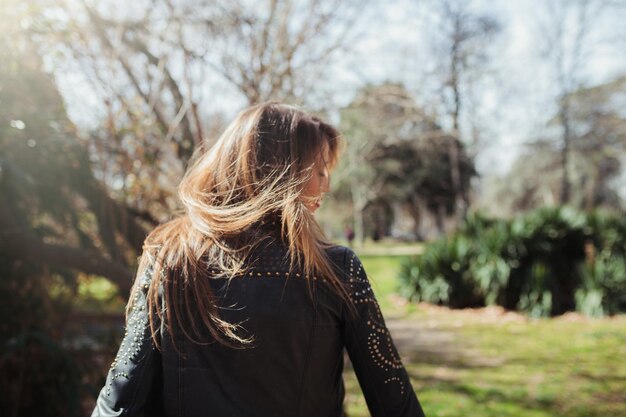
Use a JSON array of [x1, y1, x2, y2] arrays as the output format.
[[129, 103, 352, 348]]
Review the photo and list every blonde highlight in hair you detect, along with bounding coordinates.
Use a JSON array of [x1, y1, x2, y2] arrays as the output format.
[[128, 103, 352, 349]]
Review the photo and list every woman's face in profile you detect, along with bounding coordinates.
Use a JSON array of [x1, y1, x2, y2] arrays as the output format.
[[300, 145, 331, 213]]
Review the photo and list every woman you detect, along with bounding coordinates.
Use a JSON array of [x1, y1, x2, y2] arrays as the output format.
[[92, 103, 426, 417]]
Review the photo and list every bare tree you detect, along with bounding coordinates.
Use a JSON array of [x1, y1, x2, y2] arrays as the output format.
[[537, 0, 608, 204], [202, 0, 365, 105], [37, 0, 367, 224], [423, 0, 501, 222], [485, 76, 626, 215]]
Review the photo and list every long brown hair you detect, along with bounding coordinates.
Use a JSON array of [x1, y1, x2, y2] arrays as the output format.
[[130, 103, 352, 348]]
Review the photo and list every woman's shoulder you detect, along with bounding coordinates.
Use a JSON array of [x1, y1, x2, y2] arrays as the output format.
[[325, 243, 351, 259], [324, 245, 372, 304], [324, 244, 362, 273]]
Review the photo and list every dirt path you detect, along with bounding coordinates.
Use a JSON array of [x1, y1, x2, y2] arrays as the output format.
[[383, 307, 514, 370]]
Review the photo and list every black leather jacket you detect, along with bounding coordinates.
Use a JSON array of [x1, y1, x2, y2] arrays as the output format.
[[91, 239, 426, 417]]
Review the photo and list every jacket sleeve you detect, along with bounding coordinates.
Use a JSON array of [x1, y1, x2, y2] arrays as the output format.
[[340, 248, 426, 417], [91, 265, 163, 417]]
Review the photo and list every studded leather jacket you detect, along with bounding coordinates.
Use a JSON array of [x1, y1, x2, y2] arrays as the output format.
[[91, 238, 426, 417]]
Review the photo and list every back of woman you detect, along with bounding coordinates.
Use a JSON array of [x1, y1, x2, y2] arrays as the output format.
[[91, 103, 426, 417]]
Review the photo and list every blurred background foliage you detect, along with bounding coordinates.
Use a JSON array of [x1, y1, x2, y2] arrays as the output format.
[[0, 0, 625, 415], [399, 208, 626, 317]]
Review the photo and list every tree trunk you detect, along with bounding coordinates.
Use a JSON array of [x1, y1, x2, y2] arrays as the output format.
[[447, 138, 465, 224], [559, 100, 572, 205], [351, 183, 366, 247], [436, 203, 446, 235]]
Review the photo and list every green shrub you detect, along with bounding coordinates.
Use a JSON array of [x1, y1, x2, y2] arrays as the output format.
[[400, 207, 626, 317], [576, 211, 626, 316], [400, 235, 484, 308]]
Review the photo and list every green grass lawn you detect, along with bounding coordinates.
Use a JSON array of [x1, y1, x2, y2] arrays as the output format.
[[356, 254, 411, 314], [347, 253, 626, 417]]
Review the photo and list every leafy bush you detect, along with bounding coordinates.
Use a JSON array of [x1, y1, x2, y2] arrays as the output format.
[[400, 235, 484, 308], [576, 212, 626, 316], [400, 207, 626, 317]]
